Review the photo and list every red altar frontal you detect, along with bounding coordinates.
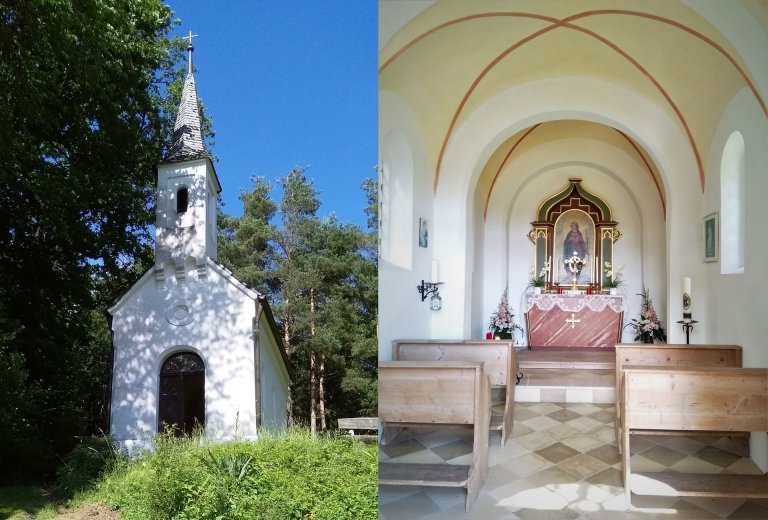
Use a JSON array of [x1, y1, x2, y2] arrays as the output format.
[[524, 294, 624, 351]]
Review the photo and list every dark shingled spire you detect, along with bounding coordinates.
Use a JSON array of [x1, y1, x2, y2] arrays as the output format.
[[165, 71, 207, 162]]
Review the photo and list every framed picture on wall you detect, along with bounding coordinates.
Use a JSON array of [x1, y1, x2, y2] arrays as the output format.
[[703, 212, 719, 262], [418, 218, 428, 248]]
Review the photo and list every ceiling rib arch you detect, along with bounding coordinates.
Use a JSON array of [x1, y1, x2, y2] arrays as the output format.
[[380, 10, 768, 195]]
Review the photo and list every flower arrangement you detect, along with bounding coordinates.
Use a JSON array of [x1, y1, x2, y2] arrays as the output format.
[[489, 289, 523, 339], [603, 262, 625, 289], [528, 260, 550, 288], [625, 288, 667, 343]]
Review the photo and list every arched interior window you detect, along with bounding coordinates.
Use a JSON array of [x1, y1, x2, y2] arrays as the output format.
[[720, 132, 745, 274], [158, 351, 204, 435], [176, 187, 189, 214]]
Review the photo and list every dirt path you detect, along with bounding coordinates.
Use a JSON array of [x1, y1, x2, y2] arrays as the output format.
[[52, 503, 119, 519]]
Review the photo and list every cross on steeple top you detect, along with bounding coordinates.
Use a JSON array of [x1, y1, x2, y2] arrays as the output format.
[[184, 31, 198, 74]]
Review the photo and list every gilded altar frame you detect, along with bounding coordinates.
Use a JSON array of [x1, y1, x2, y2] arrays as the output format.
[[527, 179, 621, 291]]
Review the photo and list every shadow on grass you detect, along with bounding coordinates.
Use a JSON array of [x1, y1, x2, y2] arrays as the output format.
[[0, 486, 57, 520]]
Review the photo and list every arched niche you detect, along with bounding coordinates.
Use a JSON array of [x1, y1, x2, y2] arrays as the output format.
[[527, 179, 621, 291]]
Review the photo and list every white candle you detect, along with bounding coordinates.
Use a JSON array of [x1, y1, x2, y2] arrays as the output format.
[[431, 259, 439, 283], [683, 277, 691, 295]]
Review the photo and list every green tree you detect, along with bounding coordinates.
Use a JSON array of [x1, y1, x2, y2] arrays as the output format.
[[0, 0, 183, 482], [218, 169, 378, 431]]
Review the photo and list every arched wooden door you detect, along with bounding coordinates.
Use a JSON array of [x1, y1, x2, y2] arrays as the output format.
[[158, 352, 205, 435]]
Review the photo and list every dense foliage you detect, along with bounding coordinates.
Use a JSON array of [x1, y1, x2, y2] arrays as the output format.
[[218, 169, 378, 430], [0, 0, 186, 483], [0, 0, 377, 486], [91, 430, 377, 519]]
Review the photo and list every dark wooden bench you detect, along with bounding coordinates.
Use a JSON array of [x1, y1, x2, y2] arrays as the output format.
[[621, 367, 768, 507], [614, 343, 743, 454], [378, 360, 491, 512], [338, 417, 377, 442], [392, 339, 516, 445]]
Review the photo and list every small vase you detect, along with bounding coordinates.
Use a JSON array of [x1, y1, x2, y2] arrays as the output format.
[[643, 334, 654, 344], [609, 288, 617, 296], [533, 287, 542, 295]]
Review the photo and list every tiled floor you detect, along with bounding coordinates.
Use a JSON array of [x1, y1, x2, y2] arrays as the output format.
[[379, 402, 767, 519]]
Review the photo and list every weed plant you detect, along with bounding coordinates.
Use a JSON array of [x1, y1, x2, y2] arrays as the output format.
[[88, 427, 377, 519]]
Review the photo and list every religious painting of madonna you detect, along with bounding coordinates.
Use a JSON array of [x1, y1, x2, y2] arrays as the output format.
[[553, 210, 595, 285]]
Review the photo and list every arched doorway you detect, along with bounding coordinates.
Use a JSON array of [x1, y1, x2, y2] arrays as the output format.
[[158, 351, 205, 435]]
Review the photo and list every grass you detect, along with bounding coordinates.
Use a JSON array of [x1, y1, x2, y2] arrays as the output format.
[[0, 428, 378, 520], [0, 486, 57, 520]]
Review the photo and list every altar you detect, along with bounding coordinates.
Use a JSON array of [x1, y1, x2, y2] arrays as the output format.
[[524, 294, 624, 351]]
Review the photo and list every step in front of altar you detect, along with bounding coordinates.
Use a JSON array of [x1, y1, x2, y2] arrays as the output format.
[[512, 366, 614, 404], [517, 349, 613, 370]]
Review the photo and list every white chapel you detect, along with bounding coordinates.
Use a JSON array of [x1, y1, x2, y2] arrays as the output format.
[[108, 44, 290, 451], [379, 0, 768, 470]]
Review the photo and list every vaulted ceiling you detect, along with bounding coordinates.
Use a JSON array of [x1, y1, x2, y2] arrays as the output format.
[[379, 0, 767, 207]]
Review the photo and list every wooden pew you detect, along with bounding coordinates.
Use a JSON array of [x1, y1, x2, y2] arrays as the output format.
[[378, 360, 491, 512], [621, 367, 768, 506], [614, 343, 742, 454], [392, 339, 516, 445]]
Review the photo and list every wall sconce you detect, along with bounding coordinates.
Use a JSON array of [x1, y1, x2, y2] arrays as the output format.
[[417, 259, 443, 310]]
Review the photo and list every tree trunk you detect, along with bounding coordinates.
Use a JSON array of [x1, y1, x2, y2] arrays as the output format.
[[309, 288, 317, 435], [309, 350, 316, 435], [319, 355, 326, 430], [283, 317, 293, 427]]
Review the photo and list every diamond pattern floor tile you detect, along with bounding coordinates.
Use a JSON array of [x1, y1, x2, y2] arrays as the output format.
[[379, 401, 765, 519]]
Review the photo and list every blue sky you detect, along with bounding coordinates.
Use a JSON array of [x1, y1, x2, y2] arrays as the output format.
[[166, 1, 378, 228]]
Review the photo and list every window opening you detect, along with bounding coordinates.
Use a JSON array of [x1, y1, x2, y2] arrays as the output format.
[[176, 187, 189, 214]]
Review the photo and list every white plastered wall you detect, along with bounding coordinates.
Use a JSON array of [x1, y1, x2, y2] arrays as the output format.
[[481, 142, 664, 344], [705, 87, 768, 472], [258, 311, 291, 430], [378, 90, 435, 361], [109, 262, 260, 451], [428, 76, 701, 345]]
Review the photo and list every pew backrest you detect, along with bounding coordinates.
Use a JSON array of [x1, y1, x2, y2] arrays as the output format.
[[379, 360, 489, 425], [622, 367, 767, 433], [391, 339, 516, 444], [615, 343, 742, 400], [614, 343, 742, 448], [621, 367, 768, 504], [392, 340, 515, 387], [378, 360, 492, 511]]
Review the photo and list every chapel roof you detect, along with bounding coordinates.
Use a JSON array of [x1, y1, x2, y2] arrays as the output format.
[[165, 71, 208, 162]]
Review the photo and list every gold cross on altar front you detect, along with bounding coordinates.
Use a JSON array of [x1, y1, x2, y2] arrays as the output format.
[[566, 313, 581, 329]]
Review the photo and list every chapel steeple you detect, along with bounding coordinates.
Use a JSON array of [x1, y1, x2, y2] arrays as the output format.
[[155, 33, 220, 278], [165, 32, 207, 162]]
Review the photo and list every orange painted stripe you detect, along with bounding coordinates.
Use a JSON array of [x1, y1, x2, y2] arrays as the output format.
[[563, 21, 705, 191], [616, 129, 667, 219], [379, 13, 559, 74], [434, 20, 565, 193], [483, 124, 541, 220], [380, 10, 767, 195], [563, 10, 767, 118]]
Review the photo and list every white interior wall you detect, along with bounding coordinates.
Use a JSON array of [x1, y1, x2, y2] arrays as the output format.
[[378, 90, 434, 361], [433, 77, 695, 345], [705, 88, 768, 473]]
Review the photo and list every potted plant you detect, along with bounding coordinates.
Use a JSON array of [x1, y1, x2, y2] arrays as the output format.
[[603, 262, 625, 295], [528, 260, 550, 294], [488, 289, 523, 340], [625, 288, 667, 343]]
